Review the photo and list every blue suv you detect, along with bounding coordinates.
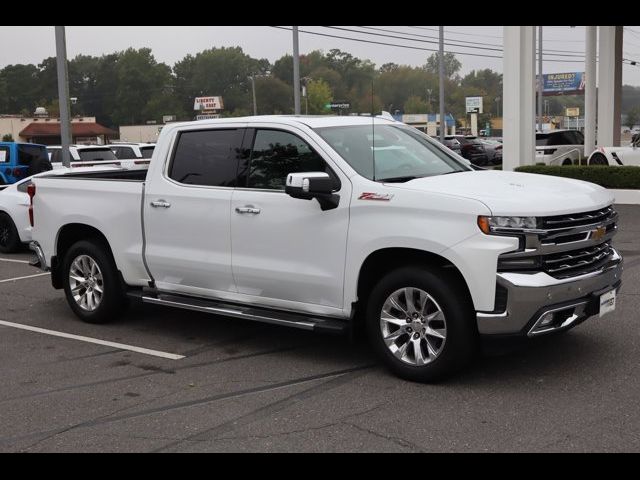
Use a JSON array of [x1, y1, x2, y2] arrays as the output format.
[[0, 142, 52, 186]]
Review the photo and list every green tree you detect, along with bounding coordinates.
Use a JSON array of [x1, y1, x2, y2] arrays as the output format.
[[625, 107, 640, 129], [404, 95, 428, 114], [254, 77, 293, 114], [306, 79, 333, 114], [424, 52, 462, 80]]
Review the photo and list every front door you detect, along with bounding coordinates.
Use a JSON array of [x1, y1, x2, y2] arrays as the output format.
[[230, 127, 351, 314]]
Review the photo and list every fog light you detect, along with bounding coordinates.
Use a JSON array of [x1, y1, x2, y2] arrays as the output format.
[[538, 313, 555, 327]]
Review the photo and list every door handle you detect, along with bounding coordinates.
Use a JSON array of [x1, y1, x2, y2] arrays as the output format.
[[150, 200, 171, 209], [235, 206, 261, 215]]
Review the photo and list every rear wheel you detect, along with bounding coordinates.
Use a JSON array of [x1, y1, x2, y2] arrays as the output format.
[[562, 158, 573, 166], [366, 266, 478, 382], [62, 240, 128, 324], [589, 153, 609, 166], [0, 213, 21, 253]]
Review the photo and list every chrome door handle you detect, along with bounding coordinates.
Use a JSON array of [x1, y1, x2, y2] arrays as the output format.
[[235, 206, 261, 215], [150, 200, 171, 209]]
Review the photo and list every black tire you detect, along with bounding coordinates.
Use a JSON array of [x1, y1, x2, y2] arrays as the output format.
[[589, 153, 609, 166], [27, 156, 53, 176], [0, 213, 21, 253], [562, 158, 573, 166], [365, 266, 478, 383], [62, 240, 128, 324]]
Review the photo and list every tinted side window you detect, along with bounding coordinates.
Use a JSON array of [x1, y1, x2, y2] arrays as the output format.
[[18, 145, 48, 165], [246, 130, 333, 190], [113, 147, 135, 159], [169, 129, 242, 187]]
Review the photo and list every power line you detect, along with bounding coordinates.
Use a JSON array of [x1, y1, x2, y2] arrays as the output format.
[[361, 26, 587, 55], [270, 26, 587, 63], [406, 25, 587, 43]]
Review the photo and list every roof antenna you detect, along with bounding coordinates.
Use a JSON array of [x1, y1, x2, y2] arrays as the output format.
[[371, 79, 376, 182]]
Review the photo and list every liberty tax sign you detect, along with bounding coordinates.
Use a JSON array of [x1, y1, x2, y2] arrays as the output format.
[[194, 96, 224, 111]]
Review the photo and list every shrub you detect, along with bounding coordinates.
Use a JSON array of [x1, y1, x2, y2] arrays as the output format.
[[514, 165, 640, 190]]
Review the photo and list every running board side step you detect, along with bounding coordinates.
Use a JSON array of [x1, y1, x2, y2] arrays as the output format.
[[130, 291, 349, 335]]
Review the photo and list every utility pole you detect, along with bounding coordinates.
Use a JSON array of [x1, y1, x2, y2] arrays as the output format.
[[249, 76, 257, 116], [538, 26, 544, 132], [292, 26, 301, 115], [55, 26, 72, 168], [439, 26, 445, 142]]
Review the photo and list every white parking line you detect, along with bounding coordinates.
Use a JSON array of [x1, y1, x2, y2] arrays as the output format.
[[0, 273, 50, 284], [0, 320, 185, 360], [0, 258, 31, 264]]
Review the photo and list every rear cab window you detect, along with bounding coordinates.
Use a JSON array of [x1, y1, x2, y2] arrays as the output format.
[[77, 148, 118, 162]]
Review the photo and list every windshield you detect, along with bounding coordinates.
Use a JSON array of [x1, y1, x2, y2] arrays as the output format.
[[315, 125, 469, 182], [140, 146, 155, 159], [78, 148, 118, 162]]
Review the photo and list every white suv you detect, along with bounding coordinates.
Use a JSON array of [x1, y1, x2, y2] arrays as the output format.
[[535, 130, 585, 165]]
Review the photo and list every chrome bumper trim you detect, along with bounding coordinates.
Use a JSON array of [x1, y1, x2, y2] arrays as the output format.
[[477, 248, 623, 336], [29, 241, 49, 271]]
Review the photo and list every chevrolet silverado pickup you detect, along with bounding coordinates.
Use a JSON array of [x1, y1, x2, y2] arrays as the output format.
[[29, 116, 623, 382]]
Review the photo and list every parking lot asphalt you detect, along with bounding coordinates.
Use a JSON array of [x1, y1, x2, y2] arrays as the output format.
[[0, 205, 639, 452]]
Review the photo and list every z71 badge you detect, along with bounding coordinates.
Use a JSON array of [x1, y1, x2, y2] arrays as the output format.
[[358, 193, 395, 201]]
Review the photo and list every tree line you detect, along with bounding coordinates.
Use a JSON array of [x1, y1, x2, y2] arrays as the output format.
[[1, 46, 639, 129]]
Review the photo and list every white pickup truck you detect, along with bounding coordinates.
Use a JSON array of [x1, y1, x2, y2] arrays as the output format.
[[29, 116, 623, 382]]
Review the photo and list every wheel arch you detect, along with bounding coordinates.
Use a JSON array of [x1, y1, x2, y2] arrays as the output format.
[[355, 247, 473, 316], [53, 223, 117, 290]]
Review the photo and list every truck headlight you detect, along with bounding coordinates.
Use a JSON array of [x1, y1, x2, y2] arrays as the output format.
[[478, 216, 538, 234]]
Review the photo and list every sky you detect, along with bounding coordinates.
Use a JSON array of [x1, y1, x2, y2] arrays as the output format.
[[1, 26, 640, 86]]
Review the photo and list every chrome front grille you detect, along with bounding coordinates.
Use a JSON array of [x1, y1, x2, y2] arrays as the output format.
[[541, 206, 615, 230], [542, 241, 614, 279], [497, 205, 620, 279]]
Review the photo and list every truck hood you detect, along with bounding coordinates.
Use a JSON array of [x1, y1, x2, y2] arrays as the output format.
[[387, 170, 614, 216]]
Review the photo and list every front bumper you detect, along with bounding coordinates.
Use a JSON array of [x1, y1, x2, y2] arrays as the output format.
[[477, 248, 623, 337]]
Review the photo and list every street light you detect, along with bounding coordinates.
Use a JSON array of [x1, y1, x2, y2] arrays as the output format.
[[248, 72, 271, 116], [302, 77, 312, 115]]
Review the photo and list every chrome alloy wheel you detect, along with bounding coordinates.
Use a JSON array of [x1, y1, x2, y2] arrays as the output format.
[[69, 255, 104, 312], [380, 287, 447, 366]]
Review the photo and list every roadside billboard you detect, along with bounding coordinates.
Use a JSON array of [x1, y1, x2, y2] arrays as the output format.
[[465, 96, 483, 114], [194, 96, 224, 111], [537, 72, 585, 96]]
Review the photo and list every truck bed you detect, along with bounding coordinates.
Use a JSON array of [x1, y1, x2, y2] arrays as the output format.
[[32, 171, 150, 288]]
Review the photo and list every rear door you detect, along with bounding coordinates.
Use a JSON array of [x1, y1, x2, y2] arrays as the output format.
[[143, 126, 246, 298]]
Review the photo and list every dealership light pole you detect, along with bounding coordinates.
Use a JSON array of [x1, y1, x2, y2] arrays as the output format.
[[55, 26, 72, 168], [538, 26, 544, 132], [293, 26, 301, 115], [439, 26, 445, 142]]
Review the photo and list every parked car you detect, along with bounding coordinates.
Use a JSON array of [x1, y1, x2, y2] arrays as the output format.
[[109, 143, 155, 160], [588, 135, 640, 166], [480, 139, 503, 165], [30, 115, 622, 382], [444, 135, 489, 166], [0, 142, 52, 187], [437, 137, 462, 156], [47, 145, 142, 169], [535, 130, 585, 165]]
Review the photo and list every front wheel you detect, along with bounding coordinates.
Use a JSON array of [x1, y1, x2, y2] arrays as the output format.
[[62, 240, 128, 324], [366, 266, 478, 383]]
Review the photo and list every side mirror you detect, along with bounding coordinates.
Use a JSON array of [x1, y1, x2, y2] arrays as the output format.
[[285, 172, 340, 211]]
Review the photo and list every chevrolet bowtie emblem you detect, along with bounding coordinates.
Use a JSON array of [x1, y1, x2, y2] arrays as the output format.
[[591, 226, 606, 241]]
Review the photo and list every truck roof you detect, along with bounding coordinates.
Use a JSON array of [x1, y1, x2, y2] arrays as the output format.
[[166, 115, 399, 131]]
